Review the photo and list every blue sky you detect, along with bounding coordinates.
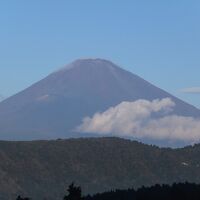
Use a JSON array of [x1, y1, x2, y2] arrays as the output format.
[[0, 0, 200, 108]]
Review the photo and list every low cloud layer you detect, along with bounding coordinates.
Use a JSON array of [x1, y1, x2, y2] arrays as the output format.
[[180, 87, 200, 94], [77, 98, 200, 143]]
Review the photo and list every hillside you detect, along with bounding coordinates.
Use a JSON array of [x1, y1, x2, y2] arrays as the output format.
[[0, 137, 200, 199]]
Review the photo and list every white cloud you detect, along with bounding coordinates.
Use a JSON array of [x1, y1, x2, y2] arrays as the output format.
[[141, 115, 200, 141], [76, 98, 200, 143], [180, 87, 200, 94]]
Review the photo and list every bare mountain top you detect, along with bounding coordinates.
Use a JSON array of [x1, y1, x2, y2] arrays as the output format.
[[55, 58, 118, 72]]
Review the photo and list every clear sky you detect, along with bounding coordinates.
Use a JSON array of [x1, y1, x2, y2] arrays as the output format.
[[0, 0, 200, 108]]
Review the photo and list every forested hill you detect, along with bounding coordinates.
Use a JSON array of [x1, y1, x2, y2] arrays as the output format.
[[1, 137, 200, 200], [85, 182, 200, 200]]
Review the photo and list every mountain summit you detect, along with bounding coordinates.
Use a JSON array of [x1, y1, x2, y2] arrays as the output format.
[[0, 58, 199, 141]]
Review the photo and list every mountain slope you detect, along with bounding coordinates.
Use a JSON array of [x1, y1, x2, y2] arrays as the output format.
[[0, 58, 199, 140], [0, 137, 200, 200]]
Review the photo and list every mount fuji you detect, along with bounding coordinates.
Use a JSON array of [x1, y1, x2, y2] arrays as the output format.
[[0, 58, 199, 145]]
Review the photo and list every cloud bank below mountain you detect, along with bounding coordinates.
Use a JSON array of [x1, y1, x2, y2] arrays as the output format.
[[77, 98, 200, 143]]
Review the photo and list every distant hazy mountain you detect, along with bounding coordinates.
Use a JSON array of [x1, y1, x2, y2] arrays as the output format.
[[0, 58, 199, 140], [0, 137, 200, 200]]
